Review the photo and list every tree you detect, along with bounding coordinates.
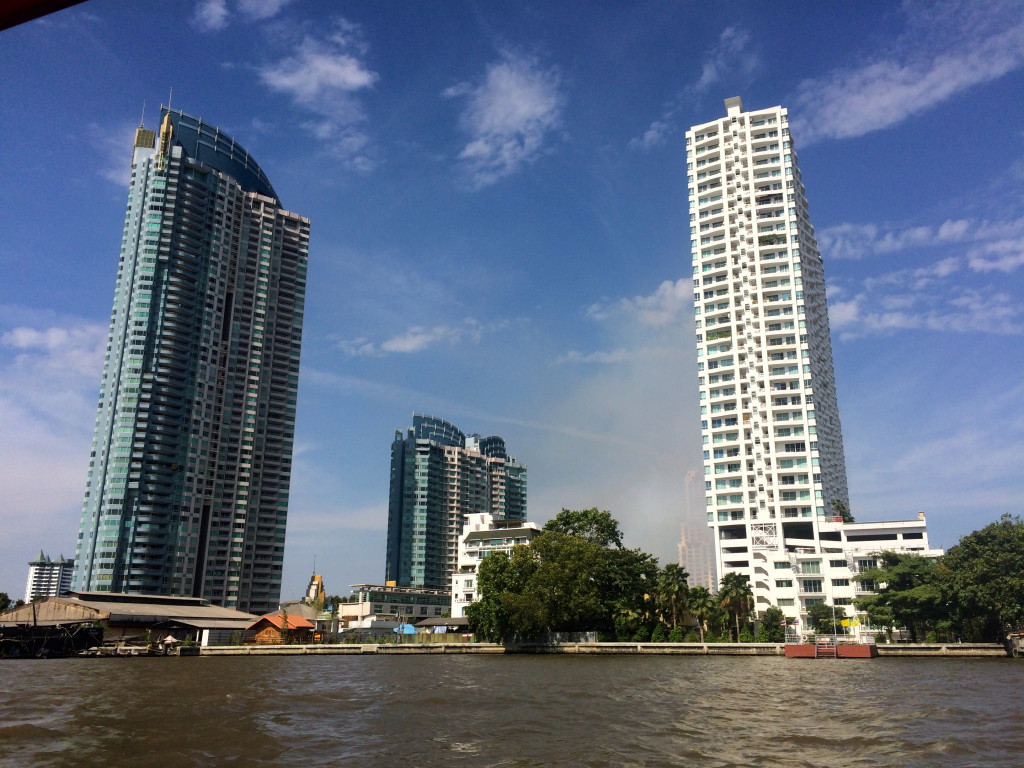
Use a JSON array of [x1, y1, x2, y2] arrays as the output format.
[[467, 511, 659, 642], [807, 602, 846, 635], [656, 563, 690, 629], [0, 593, 11, 612], [757, 606, 787, 643], [718, 572, 753, 641], [855, 552, 945, 642], [832, 499, 854, 523], [543, 508, 623, 548], [940, 514, 1024, 642], [687, 586, 717, 643]]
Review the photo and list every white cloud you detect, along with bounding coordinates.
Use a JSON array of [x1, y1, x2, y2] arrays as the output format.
[[87, 121, 137, 187], [792, 2, 1024, 143], [819, 219, 970, 260], [446, 51, 565, 188], [237, 0, 296, 21], [336, 318, 484, 357], [967, 236, 1024, 273], [694, 27, 755, 93], [587, 279, 692, 327], [193, 0, 295, 31], [0, 320, 107, 588], [193, 0, 229, 31], [259, 21, 379, 168], [631, 26, 756, 151]]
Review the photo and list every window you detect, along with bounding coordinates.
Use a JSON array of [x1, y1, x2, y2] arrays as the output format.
[[801, 579, 823, 593], [774, 561, 790, 570], [777, 599, 795, 607], [804, 598, 824, 607], [829, 559, 846, 568], [831, 579, 850, 587], [801, 560, 821, 574], [775, 580, 793, 588]]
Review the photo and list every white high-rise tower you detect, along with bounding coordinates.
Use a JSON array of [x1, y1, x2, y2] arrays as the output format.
[[687, 98, 852, 623]]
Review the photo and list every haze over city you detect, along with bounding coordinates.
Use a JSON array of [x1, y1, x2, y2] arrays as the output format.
[[1, 0, 1022, 601]]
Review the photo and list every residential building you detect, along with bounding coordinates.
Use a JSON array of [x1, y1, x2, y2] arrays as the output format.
[[73, 108, 309, 615], [687, 97, 896, 624], [339, 584, 453, 624], [25, 551, 75, 602], [451, 512, 542, 617], [386, 414, 527, 590]]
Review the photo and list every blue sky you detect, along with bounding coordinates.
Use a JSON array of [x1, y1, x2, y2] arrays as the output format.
[[1, 0, 1022, 602]]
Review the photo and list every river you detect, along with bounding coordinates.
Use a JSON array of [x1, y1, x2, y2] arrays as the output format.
[[1, 655, 1021, 767]]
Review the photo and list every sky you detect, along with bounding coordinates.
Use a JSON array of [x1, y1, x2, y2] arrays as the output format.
[[1, 0, 1022, 603]]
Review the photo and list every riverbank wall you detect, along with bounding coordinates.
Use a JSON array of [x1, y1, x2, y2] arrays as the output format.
[[198, 642, 1006, 657]]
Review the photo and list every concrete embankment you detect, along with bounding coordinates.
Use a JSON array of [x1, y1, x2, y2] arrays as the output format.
[[199, 642, 1006, 657]]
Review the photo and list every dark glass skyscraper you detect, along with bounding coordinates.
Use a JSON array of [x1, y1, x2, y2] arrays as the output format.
[[386, 415, 527, 590], [73, 108, 309, 614]]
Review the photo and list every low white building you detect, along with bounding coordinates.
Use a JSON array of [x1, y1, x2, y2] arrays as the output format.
[[753, 512, 943, 636], [451, 513, 541, 618]]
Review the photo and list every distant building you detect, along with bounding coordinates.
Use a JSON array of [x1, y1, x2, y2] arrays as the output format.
[[677, 524, 716, 591], [73, 108, 309, 615], [339, 584, 452, 624], [451, 512, 542, 618], [386, 415, 527, 590], [25, 551, 74, 602]]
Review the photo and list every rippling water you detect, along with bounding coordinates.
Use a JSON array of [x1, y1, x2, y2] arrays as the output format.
[[1, 655, 1022, 767]]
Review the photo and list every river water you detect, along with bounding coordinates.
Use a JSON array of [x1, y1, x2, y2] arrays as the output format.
[[1, 655, 1021, 767]]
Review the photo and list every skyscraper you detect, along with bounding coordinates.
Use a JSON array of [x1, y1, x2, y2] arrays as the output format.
[[386, 415, 527, 590], [73, 108, 309, 615], [688, 98, 851, 617]]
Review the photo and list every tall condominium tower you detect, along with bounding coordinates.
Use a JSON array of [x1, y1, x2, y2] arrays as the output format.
[[386, 415, 527, 590], [687, 98, 852, 620], [73, 108, 309, 615], [25, 551, 75, 603]]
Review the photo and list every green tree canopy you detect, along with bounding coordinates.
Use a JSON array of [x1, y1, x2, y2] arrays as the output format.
[[718, 572, 754, 641], [656, 563, 690, 629], [806, 602, 846, 635], [855, 552, 945, 642], [0, 592, 11, 612], [757, 606, 787, 643], [940, 513, 1024, 642], [687, 586, 717, 643], [543, 508, 623, 548], [468, 511, 658, 642]]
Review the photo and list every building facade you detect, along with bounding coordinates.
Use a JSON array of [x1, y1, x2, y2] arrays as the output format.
[[25, 551, 75, 603], [451, 512, 541, 618], [73, 108, 309, 615], [386, 415, 527, 590], [688, 97, 852, 620]]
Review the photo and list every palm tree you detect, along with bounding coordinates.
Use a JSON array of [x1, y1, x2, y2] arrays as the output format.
[[718, 572, 754, 641], [687, 586, 717, 642], [657, 563, 690, 629]]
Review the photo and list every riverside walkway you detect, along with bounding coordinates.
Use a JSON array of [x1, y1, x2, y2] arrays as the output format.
[[198, 641, 1006, 657]]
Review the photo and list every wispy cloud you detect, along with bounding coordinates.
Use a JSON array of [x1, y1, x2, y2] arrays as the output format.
[[792, 0, 1024, 143], [0, 318, 107, 571], [819, 218, 971, 260], [87, 121, 137, 187], [259, 20, 379, 169], [445, 50, 565, 188], [631, 26, 757, 151], [193, 0, 295, 32], [586, 279, 692, 327], [336, 318, 485, 357]]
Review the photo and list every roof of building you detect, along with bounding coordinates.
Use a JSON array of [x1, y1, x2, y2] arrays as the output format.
[[249, 613, 315, 631], [465, 527, 541, 543], [415, 616, 470, 627], [1, 592, 258, 628]]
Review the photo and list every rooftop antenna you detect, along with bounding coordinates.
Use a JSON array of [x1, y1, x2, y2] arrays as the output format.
[[139, 100, 146, 128], [167, 86, 173, 114], [312, 553, 317, 575]]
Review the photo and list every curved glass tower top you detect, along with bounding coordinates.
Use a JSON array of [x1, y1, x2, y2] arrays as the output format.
[[163, 108, 278, 200]]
